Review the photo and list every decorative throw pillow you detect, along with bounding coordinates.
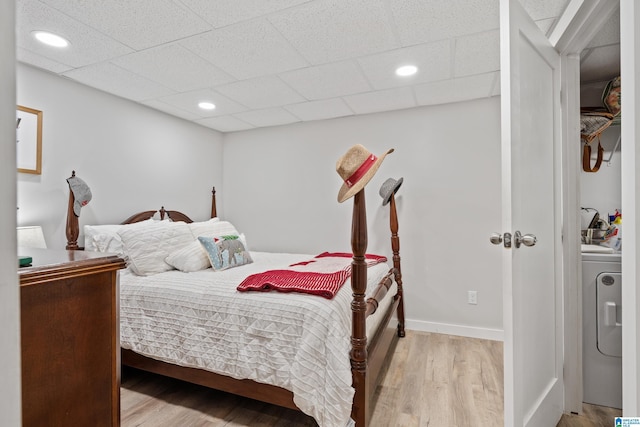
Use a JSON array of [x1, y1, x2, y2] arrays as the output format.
[[165, 240, 211, 272], [198, 235, 253, 271]]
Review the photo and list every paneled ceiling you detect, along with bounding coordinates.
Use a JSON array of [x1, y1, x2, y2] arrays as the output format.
[[16, 0, 619, 133]]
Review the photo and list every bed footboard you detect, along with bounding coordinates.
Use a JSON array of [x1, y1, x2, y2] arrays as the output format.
[[365, 268, 397, 317], [350, 189, 370, 426]]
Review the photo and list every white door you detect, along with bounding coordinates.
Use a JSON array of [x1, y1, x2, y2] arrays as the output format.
[[498, 1, 564, 425]]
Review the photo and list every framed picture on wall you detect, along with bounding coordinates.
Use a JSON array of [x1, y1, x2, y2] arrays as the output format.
[[16, 105, 42, 175]]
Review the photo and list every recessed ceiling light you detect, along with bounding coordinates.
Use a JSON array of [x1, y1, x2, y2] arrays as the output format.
[[32, 31, 69, 48], [395, 65, 418, 77], [198, 101, 216, 110]]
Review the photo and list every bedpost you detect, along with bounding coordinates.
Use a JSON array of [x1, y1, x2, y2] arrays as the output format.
[[211, 186, 217, 218], [389, 193, 405, 337], [350, 189, 368, 427], [65, 171, 79, 250]]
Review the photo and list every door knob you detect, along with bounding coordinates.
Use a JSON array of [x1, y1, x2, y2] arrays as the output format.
[[490, 232, 512, 248], [514, 230, 537, 248]]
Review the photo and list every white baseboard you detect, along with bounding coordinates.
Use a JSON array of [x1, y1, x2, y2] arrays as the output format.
[[405, 319, 504, 341]]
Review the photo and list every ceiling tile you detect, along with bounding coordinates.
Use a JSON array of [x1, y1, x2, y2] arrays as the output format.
[[357, 41, 451, 90], [17, 0, 133, 68], [280, 61, 371, 100], [39, 0, 210, 50], [343, 86, 416, 115], [454, 30, 500, 78], [157, 89, 247, 118], [284, 98, 353, 121], [195, 116, 255, 132], [587, 10, 620, 48], [62, 63, 175, 101], [17, 48, 72, 73], [234, 107, 301, 127], [179, 0, 311, 28], [520, 0, 570, 21], [387, 0, 499, 46], [112, 44, 235, 92], [16, 0, 584, 133], [180, 19, 308, 80], [414, 73, 496, 107], [215, 76, 306, 109], [269, 0, 398, 65], [141, 99, 201, 121]]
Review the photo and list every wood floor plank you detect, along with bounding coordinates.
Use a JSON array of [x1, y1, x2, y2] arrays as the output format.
[[557, 403, 621, 427], [120, 331, 615, 427]]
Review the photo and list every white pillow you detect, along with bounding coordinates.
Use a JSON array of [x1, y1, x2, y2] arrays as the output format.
[[84, 218, 155, 255], [118, 221, 194, 276], [165, 240, 211, 272], [201, 220, 239, 237], [187, 218, 220, 236]]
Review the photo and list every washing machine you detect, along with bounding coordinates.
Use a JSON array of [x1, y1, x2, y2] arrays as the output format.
[[582, 248, 622, 409]]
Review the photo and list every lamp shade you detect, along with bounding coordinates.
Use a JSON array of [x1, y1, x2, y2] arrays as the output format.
[[17, 226, 47, 249]]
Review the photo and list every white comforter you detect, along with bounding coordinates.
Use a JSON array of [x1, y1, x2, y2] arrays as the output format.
[[119, 251, 392, 427]]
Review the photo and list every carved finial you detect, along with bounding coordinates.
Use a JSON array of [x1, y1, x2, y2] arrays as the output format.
[[71, 170, 76, 178]]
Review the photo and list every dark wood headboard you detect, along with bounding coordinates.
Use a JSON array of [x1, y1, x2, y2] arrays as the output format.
[[65, 171, 217, 249]]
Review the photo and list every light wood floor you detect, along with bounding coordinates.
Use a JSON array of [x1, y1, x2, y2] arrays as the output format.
[[557, 403, 621, 427], [120, 330, 617, 426], [122, 331, 503, 426]]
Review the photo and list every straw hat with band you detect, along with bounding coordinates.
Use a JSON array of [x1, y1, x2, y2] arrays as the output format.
[[336, 144, 393, 203]]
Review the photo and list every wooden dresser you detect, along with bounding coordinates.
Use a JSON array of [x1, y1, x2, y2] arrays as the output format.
[[18, 248, 125, 427]]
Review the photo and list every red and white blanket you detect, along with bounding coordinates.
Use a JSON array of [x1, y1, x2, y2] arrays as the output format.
[[237, 252, 387, 299]]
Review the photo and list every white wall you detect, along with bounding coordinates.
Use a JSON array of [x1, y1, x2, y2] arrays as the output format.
[[1, 1, 22, 425], [223, 98, 503, 338], [15, 63, 504, 338], [17, 64, 224, 249]]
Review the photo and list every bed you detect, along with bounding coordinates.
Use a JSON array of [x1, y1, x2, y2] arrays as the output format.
[[64, 174, 405, 427]]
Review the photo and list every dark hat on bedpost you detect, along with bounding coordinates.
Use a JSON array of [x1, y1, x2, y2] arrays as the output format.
[[66, 174, 92, 217], [379, 177, 403, 206], [336, 144, 394, 203]]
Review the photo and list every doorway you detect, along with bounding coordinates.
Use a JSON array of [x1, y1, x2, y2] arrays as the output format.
[[578, 6, 622, 414], [552, 0, 624, 417]]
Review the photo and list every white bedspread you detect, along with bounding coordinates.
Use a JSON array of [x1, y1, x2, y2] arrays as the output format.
[[119, 251, 392, 427]]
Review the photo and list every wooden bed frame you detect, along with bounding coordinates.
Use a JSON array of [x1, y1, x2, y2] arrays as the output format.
[[64, 172, 405, 427]]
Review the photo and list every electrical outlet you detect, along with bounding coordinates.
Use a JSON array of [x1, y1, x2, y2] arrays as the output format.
[[468, 291, 478, 305]]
